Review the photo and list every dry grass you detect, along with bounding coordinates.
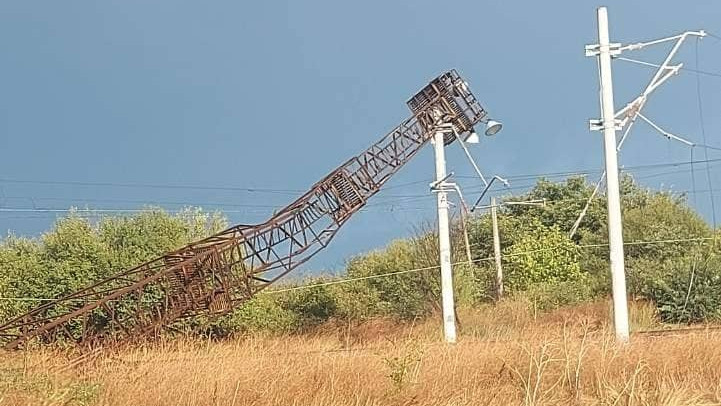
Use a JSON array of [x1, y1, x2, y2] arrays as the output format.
[[2, 300, 721, 406]]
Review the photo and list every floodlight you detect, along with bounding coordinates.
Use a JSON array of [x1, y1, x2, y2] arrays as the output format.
[[484, 119, 503, 136], [464, 129, 480, 144]]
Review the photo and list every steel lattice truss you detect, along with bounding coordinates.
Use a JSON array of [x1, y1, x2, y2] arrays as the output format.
[[0, 70, 488, 349]]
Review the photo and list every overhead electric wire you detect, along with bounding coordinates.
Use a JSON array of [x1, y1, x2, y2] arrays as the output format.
[[0, 177, 434, 197], [704, 31, 721, 41], [2, 159, 720, 218], [1, 236, 715, 302], [617, 56, 721, 79], [0, 178, 306, 195], [453, 157, 721, 182], [690, 147, 698, 206], [695, 37, 718, 228]]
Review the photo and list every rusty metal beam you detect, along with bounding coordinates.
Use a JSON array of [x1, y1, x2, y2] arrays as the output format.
[[0, 69, 489, 349]]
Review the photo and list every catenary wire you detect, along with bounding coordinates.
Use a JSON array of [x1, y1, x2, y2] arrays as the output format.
[[1, 236, 715, 302], [695, 37, 718, 228]]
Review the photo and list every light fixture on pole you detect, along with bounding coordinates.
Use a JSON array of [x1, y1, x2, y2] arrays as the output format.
[[484, 119, 503, 136], [407, 70, 504, 344], [463, 117, 502, 144], [464, 129, 481, 144], [431, 117, 503, 344]]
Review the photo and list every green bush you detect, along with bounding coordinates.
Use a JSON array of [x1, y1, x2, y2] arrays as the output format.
[[628, 253, 721, 323], [210, 294, 298, 336], [503, 221, 583, 292], [345, 240, 439, 320], [333, 280, 387, 321], [521, 277, 599, 311], [278, 282, 339, 327], [0, 208, 227, 333], [3, 177, 720, 340]]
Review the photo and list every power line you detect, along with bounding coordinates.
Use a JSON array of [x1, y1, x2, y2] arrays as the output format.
[[1, 158, 719, 211], [617, 56, 721, 79], [0, 178, 306, 195], [2, 182, 719, 219], [2, 157, 719, 198], [690, 147, 698, 207], [695, 37, 718, 228], [2, 167, 719, 217], [2, 236, 715, 302], [454, 157, 721, 182], [1, 158, 719, 221], [0, 206, 437, 217], [0, 177, 432, 196], [706, 31, 721, 41]]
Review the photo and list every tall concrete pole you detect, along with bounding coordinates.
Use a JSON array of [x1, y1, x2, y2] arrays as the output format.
[[596, 6, 630, 343], [433, 130, 457, 343], [491, 197, 504, 300]]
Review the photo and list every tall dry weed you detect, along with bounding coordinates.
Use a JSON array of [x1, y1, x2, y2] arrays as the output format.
[[1, 300, 720, 406]]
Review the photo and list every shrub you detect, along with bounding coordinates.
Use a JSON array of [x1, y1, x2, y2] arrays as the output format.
[[503, 222, 583, 292], [208, 295, 298, 336], [345, 240, 440, 320], [628, 252, 721, 323], [520, 277, 598, 311], [278, 283, 339, 327]]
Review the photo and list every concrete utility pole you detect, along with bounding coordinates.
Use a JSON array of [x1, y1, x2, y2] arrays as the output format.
[[582, 8, 705, 343], [432, 129, 457, 344], [479, 198, 544, 301], [593, 6, 630, 343], [491, 197, 503, 300]]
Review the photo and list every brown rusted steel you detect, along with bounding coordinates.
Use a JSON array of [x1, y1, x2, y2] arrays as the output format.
[[0, 69, 489, 349]]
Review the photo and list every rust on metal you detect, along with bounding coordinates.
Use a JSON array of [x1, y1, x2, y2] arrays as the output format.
[[0, 69, 488, 349]]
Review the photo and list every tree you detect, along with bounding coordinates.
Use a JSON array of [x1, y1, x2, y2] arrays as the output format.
[[629, 252, 721, 323], [505, 177, 607, 243], [345, 240, 439, 320], [503, 221, 583, 292], [0, 207, 227, 327]]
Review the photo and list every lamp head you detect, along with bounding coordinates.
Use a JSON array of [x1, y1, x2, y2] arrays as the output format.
[[484, 119, 503, 136], [463, 129, 480, 144]]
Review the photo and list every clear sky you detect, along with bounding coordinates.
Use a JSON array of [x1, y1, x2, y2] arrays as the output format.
[[1, 1, 720, 275]]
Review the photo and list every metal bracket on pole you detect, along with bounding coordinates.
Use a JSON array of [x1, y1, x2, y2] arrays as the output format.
[[470, 175, 510, 212], [571, 26, 707, 240], [589, 118, 624, 132], [585, 43, 622, 57], [618, 30, 706, 52], [636, 113, 696, 146], [429, 172, 455, 192]]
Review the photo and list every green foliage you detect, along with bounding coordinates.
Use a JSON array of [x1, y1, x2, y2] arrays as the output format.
[[0, 207, 227, 324], [506, 177, 606, 242], [1, 175, 719, 338], [622, 191, 711, 260], [521, 277, 600, 311], [628, 252, 721, 323], [279, 283, 339, 327], [0, 237, 46, 319], [383, 340, 423, 392], [41, 215, 112, 296], [345, 240, 440, 320], [333, 279, 385, 321], [211, 295, 298, 336], [503, 221, 583, 292]]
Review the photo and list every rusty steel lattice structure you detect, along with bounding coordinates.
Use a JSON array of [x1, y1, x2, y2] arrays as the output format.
[[0, 70, 489, 349]]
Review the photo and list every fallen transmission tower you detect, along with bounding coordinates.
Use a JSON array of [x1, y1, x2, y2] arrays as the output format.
[[0, 70, 492, 349]]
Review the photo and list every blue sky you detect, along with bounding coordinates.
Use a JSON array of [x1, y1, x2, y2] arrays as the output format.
[[1, 1, 720, 275]]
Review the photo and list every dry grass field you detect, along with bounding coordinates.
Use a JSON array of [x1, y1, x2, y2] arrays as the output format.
[[2, 300, 721, 406]]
